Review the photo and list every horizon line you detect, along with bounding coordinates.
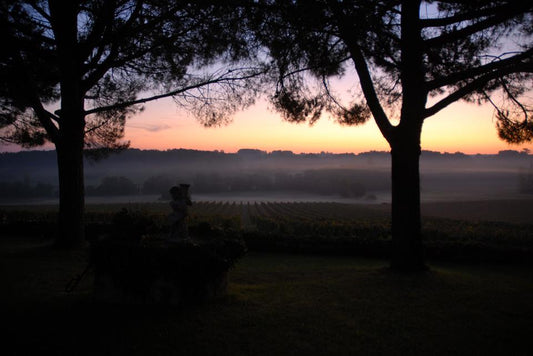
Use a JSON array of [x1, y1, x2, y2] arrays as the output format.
[[1, 146, 531, 157]]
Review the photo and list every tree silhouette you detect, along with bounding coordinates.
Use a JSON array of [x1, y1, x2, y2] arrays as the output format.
[[1, 1, 264, 247], [252, 0, 532, 270]]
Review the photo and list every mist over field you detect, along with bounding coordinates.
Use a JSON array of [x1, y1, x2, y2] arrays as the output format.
[[1, 148, 532, 205]]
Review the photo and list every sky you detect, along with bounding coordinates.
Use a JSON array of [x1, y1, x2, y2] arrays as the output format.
[[123, 96, 533, 155], [1, 93, 531, 155]]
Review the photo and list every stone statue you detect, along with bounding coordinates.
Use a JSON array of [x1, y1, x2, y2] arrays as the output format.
[[168, 184, 192, 241]]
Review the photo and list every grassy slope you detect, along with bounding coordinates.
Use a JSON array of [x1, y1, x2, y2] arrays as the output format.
[[1, 237, 532, 356]]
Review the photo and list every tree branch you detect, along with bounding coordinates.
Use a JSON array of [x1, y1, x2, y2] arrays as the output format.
[[420, 3, 513, 28], [81, 44, 119, 93], [346, 41, 394, 141], [326, 1, 394, 141], [424, 60, 533, 118], [9, 45, 61, 142], [79, 1, 118, 70], [85, 117, 113, 135], [499, 77, 530, 120], [81, 15, 199, 93], [322, 75, 349, 112], [28, 2, 52, 22], [426, 48, 533, 91], [84, 68, 266, 116], [31, 103, 61, 141], [424, 4, 531, 48]]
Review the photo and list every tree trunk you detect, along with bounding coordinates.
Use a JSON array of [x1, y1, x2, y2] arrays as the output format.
[[54, 128, 85, 248], [389, 135, 426, 271], [388, 1, 426, 271], [49, 0, 86, 248]]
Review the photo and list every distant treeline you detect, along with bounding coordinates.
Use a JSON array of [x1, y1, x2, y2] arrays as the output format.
[[84, 169, 389, 198], [2, 147, 531, 173], [0, 180, 56, 199], [171, 169, 386, 198]]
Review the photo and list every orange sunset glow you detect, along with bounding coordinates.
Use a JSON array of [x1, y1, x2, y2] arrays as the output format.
[[124, 97, 533, 155]]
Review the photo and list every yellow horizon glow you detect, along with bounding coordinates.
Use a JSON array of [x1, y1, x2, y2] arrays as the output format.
[[123, 97, 533, 155]]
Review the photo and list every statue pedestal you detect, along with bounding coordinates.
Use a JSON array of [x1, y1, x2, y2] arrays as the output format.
[[91, 238, 245, 305]]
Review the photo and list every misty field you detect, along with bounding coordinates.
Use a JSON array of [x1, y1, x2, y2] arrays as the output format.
[[1, 200, 533, 355]]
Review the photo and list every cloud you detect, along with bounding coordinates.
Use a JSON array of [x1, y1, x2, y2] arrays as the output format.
[[127, 123, 172, 132]]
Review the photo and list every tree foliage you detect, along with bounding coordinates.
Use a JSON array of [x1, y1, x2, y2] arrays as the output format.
[[252, 0, 532, 142], [0, 0, 265, 151]]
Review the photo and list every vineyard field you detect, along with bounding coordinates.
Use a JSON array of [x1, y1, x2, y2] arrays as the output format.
[[2, 200, 532, 263]]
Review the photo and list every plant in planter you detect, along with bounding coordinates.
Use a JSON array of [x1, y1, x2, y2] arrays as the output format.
[[91, 209, 246, 305]]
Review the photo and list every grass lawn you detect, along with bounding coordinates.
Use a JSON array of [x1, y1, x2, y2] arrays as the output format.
[[1, 237, 532, 356]]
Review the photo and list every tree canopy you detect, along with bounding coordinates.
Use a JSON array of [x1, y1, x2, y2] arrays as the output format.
[[253, 0, 532, 143], [0, 0, 264, 151]]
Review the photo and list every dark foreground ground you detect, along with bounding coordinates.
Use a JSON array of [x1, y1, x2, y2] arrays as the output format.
[[1, 236, 532, 356]]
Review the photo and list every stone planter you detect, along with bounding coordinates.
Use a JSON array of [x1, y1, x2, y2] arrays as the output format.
[[91, 238, 246, 305]]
